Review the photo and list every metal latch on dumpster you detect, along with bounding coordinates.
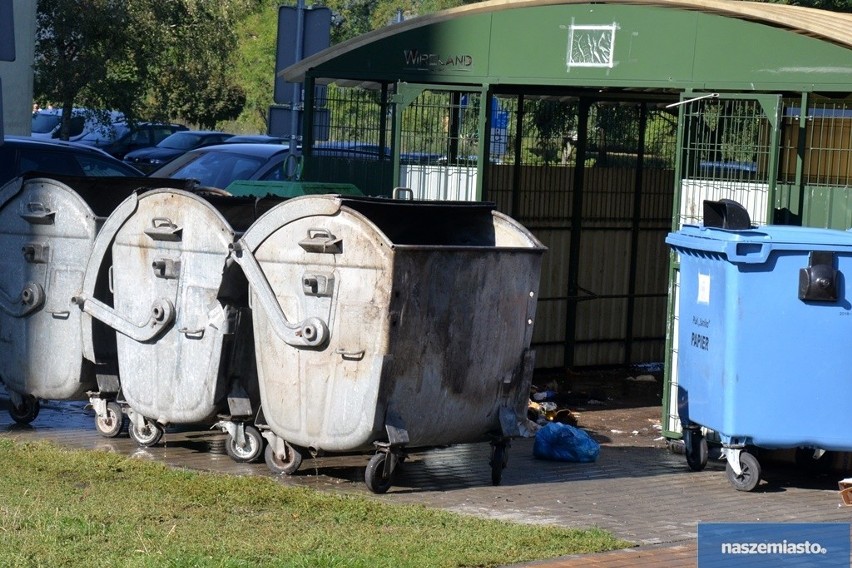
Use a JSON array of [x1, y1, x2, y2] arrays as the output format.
[[799, 251, 838, 302], [22, 242, 49, 264], [152, 258, 181, 279], [302, 273, 334, 297]]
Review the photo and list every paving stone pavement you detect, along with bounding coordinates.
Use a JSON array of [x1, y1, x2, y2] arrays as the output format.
[[1, 395, 850, 567]]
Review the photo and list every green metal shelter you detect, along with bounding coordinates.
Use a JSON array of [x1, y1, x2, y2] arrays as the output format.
[[282, 0, 852, 435]]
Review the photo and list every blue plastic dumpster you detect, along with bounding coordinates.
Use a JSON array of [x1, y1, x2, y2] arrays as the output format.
[[667, 222, 852, 491]]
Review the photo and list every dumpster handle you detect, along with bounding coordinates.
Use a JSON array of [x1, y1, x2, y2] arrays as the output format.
[[72, 295, 175, 342], [145, 217, 183, 242], [393, 187, 414, 200], [724, 241, 771, 264], [335, 348, 365, 361], [230, 240, 329, 349], [20, 202, 55, 225], [178, 326, 205, 339]]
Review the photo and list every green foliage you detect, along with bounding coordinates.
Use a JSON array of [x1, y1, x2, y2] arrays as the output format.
[[34, 0, 254, 135], [34, 0, 146, 137], [317, 0, 475, 43], [756, 0, 851, 11], [233, 1, 281, 133], [0, 439, 627, 566]]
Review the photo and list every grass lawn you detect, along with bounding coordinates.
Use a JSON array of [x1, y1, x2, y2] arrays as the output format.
[[0, 438, 629, 567]]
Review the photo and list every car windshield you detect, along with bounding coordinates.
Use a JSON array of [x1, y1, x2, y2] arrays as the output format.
[[167, 151, 265, 188], [31, 113, 61, 134], [158, 133, 206, 150], [79, 123, 129, 143]]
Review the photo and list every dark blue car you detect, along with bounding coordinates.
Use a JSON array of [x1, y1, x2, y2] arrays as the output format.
[[123, 130, 233, 173]]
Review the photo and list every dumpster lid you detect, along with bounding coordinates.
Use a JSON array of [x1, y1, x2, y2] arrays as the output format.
[[21, 172, 195, 217], [667, 224, 852, 259], [225, 180, 363, 198]]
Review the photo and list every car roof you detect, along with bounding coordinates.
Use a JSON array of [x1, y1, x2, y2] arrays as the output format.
[[224, 134, 288, 143], [5, 135, 120, 155], [187, 143, 292, 157], [172, 130, 232, 136]]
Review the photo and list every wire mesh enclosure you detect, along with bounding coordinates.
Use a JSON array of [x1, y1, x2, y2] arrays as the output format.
[[299, 84, 678, 368]]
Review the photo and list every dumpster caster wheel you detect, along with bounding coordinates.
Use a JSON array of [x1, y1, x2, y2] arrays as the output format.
[[264, 442, 302, 475], [683, 429, 708, 472], [726, 451, 761, 492], [490, 443, 509, 486], [9, 396, 39, 425], [365, 452, 395, 494], [95, 402, 125, 438], [129, 417, 164, 447], [225, 425, 264, 463]]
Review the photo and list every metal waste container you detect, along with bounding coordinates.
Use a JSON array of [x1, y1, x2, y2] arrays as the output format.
[[74, 189, 278, 461], [231, 194, 545, 492], [0, 174, 189, 433], [667, 220, 852, 491]]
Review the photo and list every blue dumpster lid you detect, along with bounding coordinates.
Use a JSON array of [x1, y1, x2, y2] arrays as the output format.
[[666, 224, 852, 264]]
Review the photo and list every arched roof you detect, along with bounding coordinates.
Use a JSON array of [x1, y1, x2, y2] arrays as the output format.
[[283, 0, 852, 93]]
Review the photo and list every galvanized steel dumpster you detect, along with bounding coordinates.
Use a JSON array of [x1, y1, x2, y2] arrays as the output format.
[[230, 194, 545, 492], [667, 221, 852, 491], [74, 189, 276, 460], [0, 174, 190, 433]]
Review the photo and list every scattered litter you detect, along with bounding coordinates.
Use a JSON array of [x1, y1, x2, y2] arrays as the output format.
[[631, 430, 639, 435], [586, 399, 605, 406], [532, 390, 557, 401], [528, 392, 578, 427], [625, 374, 657, 383], [610, 429, 624, 434]]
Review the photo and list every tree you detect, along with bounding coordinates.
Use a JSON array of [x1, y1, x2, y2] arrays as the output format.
[[233, 1, 280, 133], [34, 0, 151, 138], [140, 0, 251, 128], [317, 0, 478, 43], [34, 0, 251, 138]]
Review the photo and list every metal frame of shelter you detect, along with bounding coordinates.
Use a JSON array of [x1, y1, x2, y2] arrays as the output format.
[[281, 0, 852, 439]]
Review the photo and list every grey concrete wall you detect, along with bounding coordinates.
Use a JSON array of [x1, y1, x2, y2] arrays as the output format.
[[0, 0, 37, 136]]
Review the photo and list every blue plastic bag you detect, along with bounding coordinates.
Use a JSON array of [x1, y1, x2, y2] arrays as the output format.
[[533, 422, 600, 462]]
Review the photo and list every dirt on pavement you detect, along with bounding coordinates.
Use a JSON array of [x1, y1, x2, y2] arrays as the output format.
[[529, 365, 667, 449]]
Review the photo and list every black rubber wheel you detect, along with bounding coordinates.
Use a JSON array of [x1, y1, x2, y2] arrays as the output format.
[[725, 451, 761, 492], [490, 443, 509, 486], [365, 452, 395, 494], [9, 395, 39, 425], [264, 442, 302, 475], [225, 425, 264, 463], [128, 417, 164, 447], [94, 401, 125, 438], [683, 429, 708, 472]]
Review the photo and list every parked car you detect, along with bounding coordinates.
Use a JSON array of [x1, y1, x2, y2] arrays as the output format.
[[224, 134, 290, 145], [148, 143, 299, 190], [75, 121, 188, 159], [31, 108, 124, 142], [312, 140, 443, 164], [0, 136, 143, 186], [123, 130, 234, 173]]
